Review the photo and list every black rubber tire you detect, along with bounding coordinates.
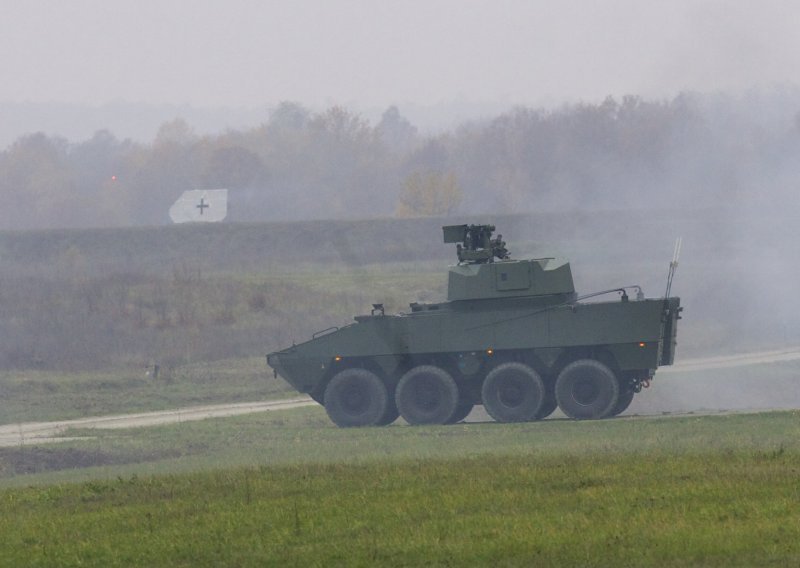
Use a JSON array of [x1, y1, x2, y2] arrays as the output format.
[[481, 362, 545, 423], [535, 389, 558, 419], [396, 365, 460, 425], [610, 389, 635, 416], [323, 368, 389, 427], [446, 399, 474, 424], [555, 359, 620, 420]]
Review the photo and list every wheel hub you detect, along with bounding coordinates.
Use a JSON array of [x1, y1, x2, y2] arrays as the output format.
[[572, 378, 599, 406], [341, 384, 368, 413], [412, 378, 441, 411], [498, 377, 524, 407]]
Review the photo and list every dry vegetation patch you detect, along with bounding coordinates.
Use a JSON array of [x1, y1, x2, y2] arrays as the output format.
[[0, 446, 183, 476]]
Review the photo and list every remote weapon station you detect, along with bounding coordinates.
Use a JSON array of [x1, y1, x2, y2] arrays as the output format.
[[267, 225, 681, 427]]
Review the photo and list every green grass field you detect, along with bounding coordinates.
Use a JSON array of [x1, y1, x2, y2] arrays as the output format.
[[2, 409, 800, 566]]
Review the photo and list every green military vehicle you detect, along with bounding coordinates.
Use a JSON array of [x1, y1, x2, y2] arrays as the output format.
[[267, 224, 681, 427]]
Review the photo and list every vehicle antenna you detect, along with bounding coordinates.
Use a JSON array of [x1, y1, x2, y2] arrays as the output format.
[[664, 237, 682, 299]]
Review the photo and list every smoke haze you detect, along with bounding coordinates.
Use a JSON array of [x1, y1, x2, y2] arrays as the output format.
[[1, 1, 799, 418], [2, 2, 800, 113]]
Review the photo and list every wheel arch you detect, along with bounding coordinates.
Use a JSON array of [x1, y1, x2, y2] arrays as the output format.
[[550, 346, 620, 379], [311, 355, 396, 404]]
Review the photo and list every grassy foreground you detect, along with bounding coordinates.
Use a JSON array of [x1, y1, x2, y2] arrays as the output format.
[[2, 410, 800, 566], [1, 450, 799, 567]]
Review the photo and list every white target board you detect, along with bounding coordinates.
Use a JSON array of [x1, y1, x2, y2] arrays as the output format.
[[169, 189, 228, 223]]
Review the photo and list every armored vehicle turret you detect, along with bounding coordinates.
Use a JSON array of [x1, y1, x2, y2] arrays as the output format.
[[267, 224, 681, 427]]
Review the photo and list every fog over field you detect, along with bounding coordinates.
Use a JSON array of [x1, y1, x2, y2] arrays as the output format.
[[2, 2, 800, 227], [1, 1, 799, 416], [3, 1, 800, 141], [5, 11, 800, 564]]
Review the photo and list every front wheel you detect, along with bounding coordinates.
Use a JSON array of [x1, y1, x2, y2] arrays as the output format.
[[396, 365, 459, 425], [481, 362, 545, 423], [323, 368, 389, 427], [555, 359, 619, 420]]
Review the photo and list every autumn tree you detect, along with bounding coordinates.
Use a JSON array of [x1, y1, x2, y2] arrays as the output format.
[[130, 118, 199, 224], [0, 133, 74, 228], [304, 106, 386, 216], [395, 171, 462, 217], [198, 145, 267, 189], [376, 106, 417, 151]]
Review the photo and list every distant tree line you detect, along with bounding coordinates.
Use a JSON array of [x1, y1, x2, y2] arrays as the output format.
[[2, 93, 800, 230]]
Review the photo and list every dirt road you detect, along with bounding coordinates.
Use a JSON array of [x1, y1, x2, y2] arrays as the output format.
[[659, 347, 800, 374], [2, 347, 799, 447], [0, 397, 315, 448]]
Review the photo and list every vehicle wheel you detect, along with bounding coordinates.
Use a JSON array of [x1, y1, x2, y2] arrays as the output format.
[[396, 365, 459, 425], [446, 399, 474, 424], [323, 368, 389, 427], [481, 362, 545, 423], [555, 359, 619, 420], [610, 389, 635, 416], [535, 390, 558, 419]]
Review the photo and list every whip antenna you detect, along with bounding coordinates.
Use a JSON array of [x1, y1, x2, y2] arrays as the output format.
[[664, 237, 681, 299]]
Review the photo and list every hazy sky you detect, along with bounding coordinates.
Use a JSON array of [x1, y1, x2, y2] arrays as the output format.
[[1, 0, 799, 109]]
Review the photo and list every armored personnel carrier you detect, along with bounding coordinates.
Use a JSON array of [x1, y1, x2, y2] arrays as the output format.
[[267, 224, 681, 427]]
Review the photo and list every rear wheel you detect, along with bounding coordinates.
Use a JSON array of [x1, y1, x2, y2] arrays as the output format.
[[481, 362, 545, 423], [396, 365, 459, 425], [323, 368, 389, 427], [555, 359, 619, 420], [610, 389, 635, 416]]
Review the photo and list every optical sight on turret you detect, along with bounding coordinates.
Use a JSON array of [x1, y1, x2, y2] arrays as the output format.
[[443, 224, 509, 264]]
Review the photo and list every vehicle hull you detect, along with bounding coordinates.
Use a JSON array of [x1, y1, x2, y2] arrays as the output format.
[[268, 295, 680, 399]]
